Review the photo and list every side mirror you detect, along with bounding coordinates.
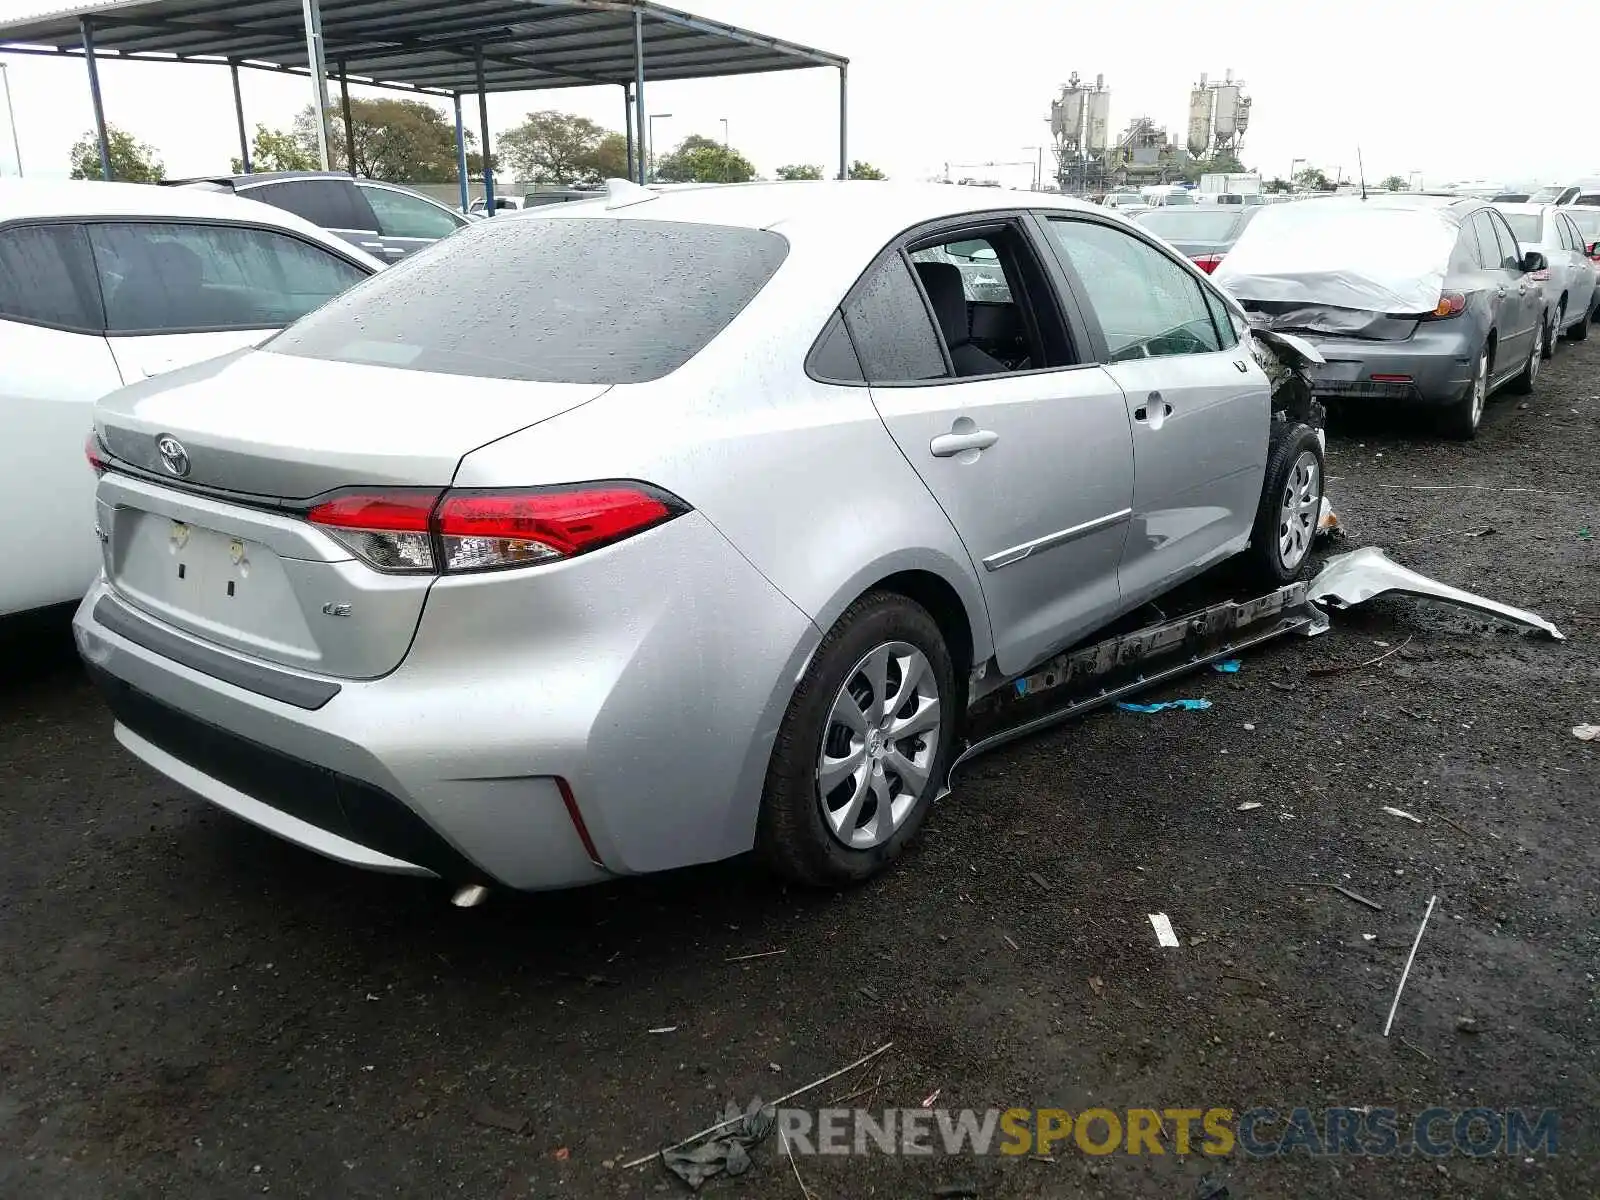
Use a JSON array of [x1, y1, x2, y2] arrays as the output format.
[[1520, 250, 1547, 273], [1589, 242, 1600, 259]]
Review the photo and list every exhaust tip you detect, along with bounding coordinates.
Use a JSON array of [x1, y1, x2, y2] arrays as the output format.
[[450, 884, 490, 909]]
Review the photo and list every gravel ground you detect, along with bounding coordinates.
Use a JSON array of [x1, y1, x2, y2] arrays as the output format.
[[2, 339, 1596, 1200]]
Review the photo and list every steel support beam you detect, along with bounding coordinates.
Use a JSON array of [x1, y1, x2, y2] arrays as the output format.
[[453, 92, 469, 213], [475, 46, 494, 213], [229, 61, 251, 172], [632, 10, 646, 185], [338, 59, 355, 175], [622, 83, 634, 181], [299, 0, 332, 169], [838, 62, 848, 181], [79, 20, 111, 180]]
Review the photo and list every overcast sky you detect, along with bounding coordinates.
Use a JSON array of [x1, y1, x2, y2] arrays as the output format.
[[1, 0, 1596, 189]]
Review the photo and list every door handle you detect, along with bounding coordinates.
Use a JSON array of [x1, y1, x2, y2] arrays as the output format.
[[1133, 395, 1174, 425], [1496, 286, 1507, 298], [1517, 284, 1527, 295], [930, 428, 999, 457]]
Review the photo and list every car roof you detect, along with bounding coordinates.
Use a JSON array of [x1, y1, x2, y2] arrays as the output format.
[[518, 179, 1102, 240], [0, 178, 386, 268]]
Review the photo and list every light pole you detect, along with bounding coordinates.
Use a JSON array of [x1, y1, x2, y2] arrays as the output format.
[[647, 112, 672, 181], [0, 63, 20, 176], [720, 117, 729, 182], [1022, 145, 1043, 190]]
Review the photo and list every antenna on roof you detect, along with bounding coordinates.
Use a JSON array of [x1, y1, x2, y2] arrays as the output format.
[[1357, 147, 1367, 201]]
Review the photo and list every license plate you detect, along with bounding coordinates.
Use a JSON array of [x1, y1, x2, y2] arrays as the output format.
[[1316, 361, 1364, 383]]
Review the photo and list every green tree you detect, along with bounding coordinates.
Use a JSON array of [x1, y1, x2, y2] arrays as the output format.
[[776, 163, 823, 180], [500, 110, 608, 183], [305, 99, 467, 182], [583, 132, 629, 182], [69, 125, 164, 182], [654, 134, 755, 183], [1379, 174, 1408, 192], [847, 160, 886, 180], [1263, 177, 1292, 193], [230, 123, 319, 174], [1293, 166, 1333, 192]]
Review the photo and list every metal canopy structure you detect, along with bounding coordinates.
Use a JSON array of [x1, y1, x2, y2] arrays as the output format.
[[0, 0, 849, 207]]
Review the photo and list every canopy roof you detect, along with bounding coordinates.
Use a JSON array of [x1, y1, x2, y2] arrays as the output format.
[[0, 0, 846, 97]]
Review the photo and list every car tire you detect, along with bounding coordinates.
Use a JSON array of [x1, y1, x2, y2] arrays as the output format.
[[1441, 344, 1490, 439], [1543, 304, 1563, 358], [756, 591, 958, 888], [1245, 421, 1324, 586], [1508, 325, 1542, 395]]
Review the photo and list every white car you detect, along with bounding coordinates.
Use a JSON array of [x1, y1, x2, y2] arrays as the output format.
[[0, 180, 382, 618], [1493, 202, 1597, 348]]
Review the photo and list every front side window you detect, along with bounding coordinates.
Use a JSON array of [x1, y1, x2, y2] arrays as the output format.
[[0, 222, 102, 331], [1044, 218, 1223, 362], [88, 222, 369, 334], [1486, 212, 1523, 269], [358, 185, 465, 239], [271, 217, 787, 383], [842, 253, 948, 383]]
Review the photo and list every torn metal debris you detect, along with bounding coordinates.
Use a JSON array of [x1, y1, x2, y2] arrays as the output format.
[[1308, 546, 1564, 640]]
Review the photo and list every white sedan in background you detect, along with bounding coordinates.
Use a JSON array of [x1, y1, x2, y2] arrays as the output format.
[[0, 180, 381, 618], [1493, 202, 1597, 350]]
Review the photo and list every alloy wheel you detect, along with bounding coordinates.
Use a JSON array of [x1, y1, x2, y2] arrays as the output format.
[[816, 641, 941, 850], [1276, 450, 1320, 571], [1470, 352, 1488, 428]]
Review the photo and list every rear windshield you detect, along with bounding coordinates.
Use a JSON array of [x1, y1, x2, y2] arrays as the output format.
[[1501, 213, 1541, 244], [1158, 192, 1195, 206], [269, 217, 788, 383], [1568, 210, 1600, 239], [1137, 209, 1243, 240]]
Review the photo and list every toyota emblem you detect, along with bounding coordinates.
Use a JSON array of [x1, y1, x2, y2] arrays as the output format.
[[155, 434, 190, 478]]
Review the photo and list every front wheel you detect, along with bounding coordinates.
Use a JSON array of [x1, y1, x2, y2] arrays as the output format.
[[1508, 325, 1542, 396], [1543, 304, 1563, 358], [1244, 421, 1324, 586], [756, 592, 957, 887]]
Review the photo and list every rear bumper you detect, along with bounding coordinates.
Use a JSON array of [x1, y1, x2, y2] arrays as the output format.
[[1298, 326, 1476, 407], [74, 510, 820, 890]]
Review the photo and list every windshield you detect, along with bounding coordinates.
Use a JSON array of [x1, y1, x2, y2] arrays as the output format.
[[1501, 213, 1542, 244], [1159, 192, 1195, 206], [1107, 194, 1142, 207], [1567, 209, 1600, 237], [1528, 185, 1565, 203], [270, 217, 788, 383], [1136, 209, 1244, 240]]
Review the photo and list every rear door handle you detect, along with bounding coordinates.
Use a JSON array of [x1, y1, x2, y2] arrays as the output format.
[[1496, 286, 1507, 298], [930, 429, 999, 457], [1133, 395, 1174, 426]]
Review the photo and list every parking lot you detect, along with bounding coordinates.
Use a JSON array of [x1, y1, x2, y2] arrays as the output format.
[[2, 341, 1596, 1197]]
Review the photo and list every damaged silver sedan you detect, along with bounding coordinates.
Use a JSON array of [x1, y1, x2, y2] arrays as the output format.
[[1214, 195, 1549, 438]]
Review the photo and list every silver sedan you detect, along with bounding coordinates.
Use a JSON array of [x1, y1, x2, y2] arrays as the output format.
[[75, 181, 1321, 892]]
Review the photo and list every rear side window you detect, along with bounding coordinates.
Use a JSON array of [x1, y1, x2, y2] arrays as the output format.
[[842, 253, 949, 382], [88, 222, 370, 334], [358, 184, 464, 239], [270, 218, 787, 383], [246, 179, 375, 232], [0, 223, 103, 331]]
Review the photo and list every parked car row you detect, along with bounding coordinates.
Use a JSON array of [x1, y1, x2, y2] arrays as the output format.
[[59, 179, 1334, 897], [1210, 194, 1599, 438]]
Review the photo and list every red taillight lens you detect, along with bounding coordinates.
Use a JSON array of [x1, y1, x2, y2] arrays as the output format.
[[435, 486, 676, 573], [1529, 268, 1550, 282], [1190, 253, 1224, 274], [307, 489, 439, 573], [85, 432, 108, 476], [305, 484, 683, 575], [1428, 292, 1467, 319]]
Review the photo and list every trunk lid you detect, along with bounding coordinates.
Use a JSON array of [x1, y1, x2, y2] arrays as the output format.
[[93, 349, 609, 678], [96, 348, 609, 499]]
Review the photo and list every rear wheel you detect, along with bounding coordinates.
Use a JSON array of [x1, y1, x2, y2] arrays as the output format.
[[1441, 344, 1489, 439], [1245, 422, 1323, 586], [1544, 303, 1563, 357], [756, 592, 957, 887]]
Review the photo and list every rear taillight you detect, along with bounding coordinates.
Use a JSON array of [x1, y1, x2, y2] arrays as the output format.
[[1426, 292, 1467, 319], [1529, 268, 1550, 282], [1190, 253, 1224, 274], [306, 484, 685, 575], [85, 432, 107, 476]]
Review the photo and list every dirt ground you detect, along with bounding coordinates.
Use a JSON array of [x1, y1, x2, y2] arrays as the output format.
[[2, 339, 1596, 1200]]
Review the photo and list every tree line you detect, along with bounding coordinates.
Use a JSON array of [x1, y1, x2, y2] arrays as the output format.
[[69, 103, 885, 185]]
